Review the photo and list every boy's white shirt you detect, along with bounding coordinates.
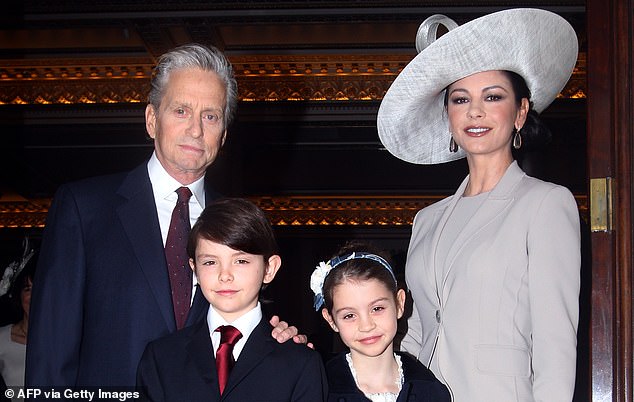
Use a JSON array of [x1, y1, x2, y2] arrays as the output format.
[[207, 302, 263, 360]]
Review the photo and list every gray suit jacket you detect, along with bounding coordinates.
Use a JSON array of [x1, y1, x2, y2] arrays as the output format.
[[401, 161, 580, 402]]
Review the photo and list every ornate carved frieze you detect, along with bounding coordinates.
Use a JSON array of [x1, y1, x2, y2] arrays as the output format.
[[254, 196, 439, 226], [0, 199, 50, 228], [0, 54, 587, 105], [0, 194, 589, 228]]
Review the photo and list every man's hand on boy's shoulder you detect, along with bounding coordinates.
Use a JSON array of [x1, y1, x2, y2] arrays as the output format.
[[269, 315, 314, 349]]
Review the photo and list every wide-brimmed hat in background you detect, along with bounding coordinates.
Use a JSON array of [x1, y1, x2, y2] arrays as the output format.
[[377, 8, 579, 165]]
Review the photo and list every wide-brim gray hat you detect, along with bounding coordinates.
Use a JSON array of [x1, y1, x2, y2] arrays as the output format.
[[377, 8, 579, 164]]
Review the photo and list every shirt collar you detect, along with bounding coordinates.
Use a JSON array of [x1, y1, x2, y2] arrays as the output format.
[[207, 302, 263, 338], [147, 152, 205, 208]]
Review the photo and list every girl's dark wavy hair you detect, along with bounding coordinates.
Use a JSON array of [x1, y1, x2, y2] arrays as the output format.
[[321, 240, 398, 313]]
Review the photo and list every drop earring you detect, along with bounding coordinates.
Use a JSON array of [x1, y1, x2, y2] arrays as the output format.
[[513, 128, 522, 150], [449, 136, 458, 153]]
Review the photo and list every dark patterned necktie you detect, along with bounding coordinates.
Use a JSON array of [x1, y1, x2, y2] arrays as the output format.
[[165, 186, 193, 330], [215, 325, 243, 395]]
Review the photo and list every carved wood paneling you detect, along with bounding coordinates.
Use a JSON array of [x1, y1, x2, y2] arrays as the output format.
[[0, 54, 586, 105], [0, 194, 588, 228], [586, 0, 634, 400]]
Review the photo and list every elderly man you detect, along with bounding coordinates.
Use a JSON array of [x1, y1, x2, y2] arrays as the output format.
[[26, 43, 297, 388]]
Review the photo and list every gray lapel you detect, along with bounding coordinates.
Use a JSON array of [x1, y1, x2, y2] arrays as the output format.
[[436, 162, 525, 298]]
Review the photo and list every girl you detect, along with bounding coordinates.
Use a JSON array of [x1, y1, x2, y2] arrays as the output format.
[[311, 242, 450, 402]]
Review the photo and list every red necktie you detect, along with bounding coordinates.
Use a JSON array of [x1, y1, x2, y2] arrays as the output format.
[[215, 325, 243, 395], [165, 186, 193, 330]]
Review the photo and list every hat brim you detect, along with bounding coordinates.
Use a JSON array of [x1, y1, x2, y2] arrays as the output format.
[[377, 8, 579, 165]]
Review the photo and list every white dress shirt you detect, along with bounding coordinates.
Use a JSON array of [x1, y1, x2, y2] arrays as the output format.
[[207, 303, 263, 360], [147, 151, 205, 297]]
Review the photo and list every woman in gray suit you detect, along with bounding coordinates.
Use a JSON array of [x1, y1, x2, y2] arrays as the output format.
[[377, 9, 581, 402]]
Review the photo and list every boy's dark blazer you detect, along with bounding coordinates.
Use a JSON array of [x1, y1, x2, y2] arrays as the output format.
[[137, 316, 328, 402], [325, 352, 450, 402]]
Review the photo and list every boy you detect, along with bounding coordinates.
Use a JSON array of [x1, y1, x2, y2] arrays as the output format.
[[137, 198, 327, 401]]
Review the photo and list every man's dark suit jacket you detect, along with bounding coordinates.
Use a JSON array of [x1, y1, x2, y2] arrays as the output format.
[[137, 317, 327, 402], [325, 352, 450, 402], [26, 162, 215, 387]]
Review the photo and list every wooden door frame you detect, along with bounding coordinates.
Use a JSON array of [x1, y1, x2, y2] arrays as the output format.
[[587, 0, 634, 400]]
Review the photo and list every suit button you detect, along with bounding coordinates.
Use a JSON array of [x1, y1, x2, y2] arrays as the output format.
[[436, 310, 441, 323]]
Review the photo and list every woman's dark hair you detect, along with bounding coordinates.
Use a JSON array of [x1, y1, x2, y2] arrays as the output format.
[[502, 70, 552, 150], [322, 241, 398, 313], [443, 70, 552, 149], [187, 198, 278, 261], [7, 251, 37, 322]]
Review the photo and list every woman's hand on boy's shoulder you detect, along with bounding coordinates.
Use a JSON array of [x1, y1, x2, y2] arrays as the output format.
[[269, 315, 314, 349]]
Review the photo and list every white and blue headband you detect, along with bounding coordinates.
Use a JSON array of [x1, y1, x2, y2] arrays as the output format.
[[309, 251, 397, 311]]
